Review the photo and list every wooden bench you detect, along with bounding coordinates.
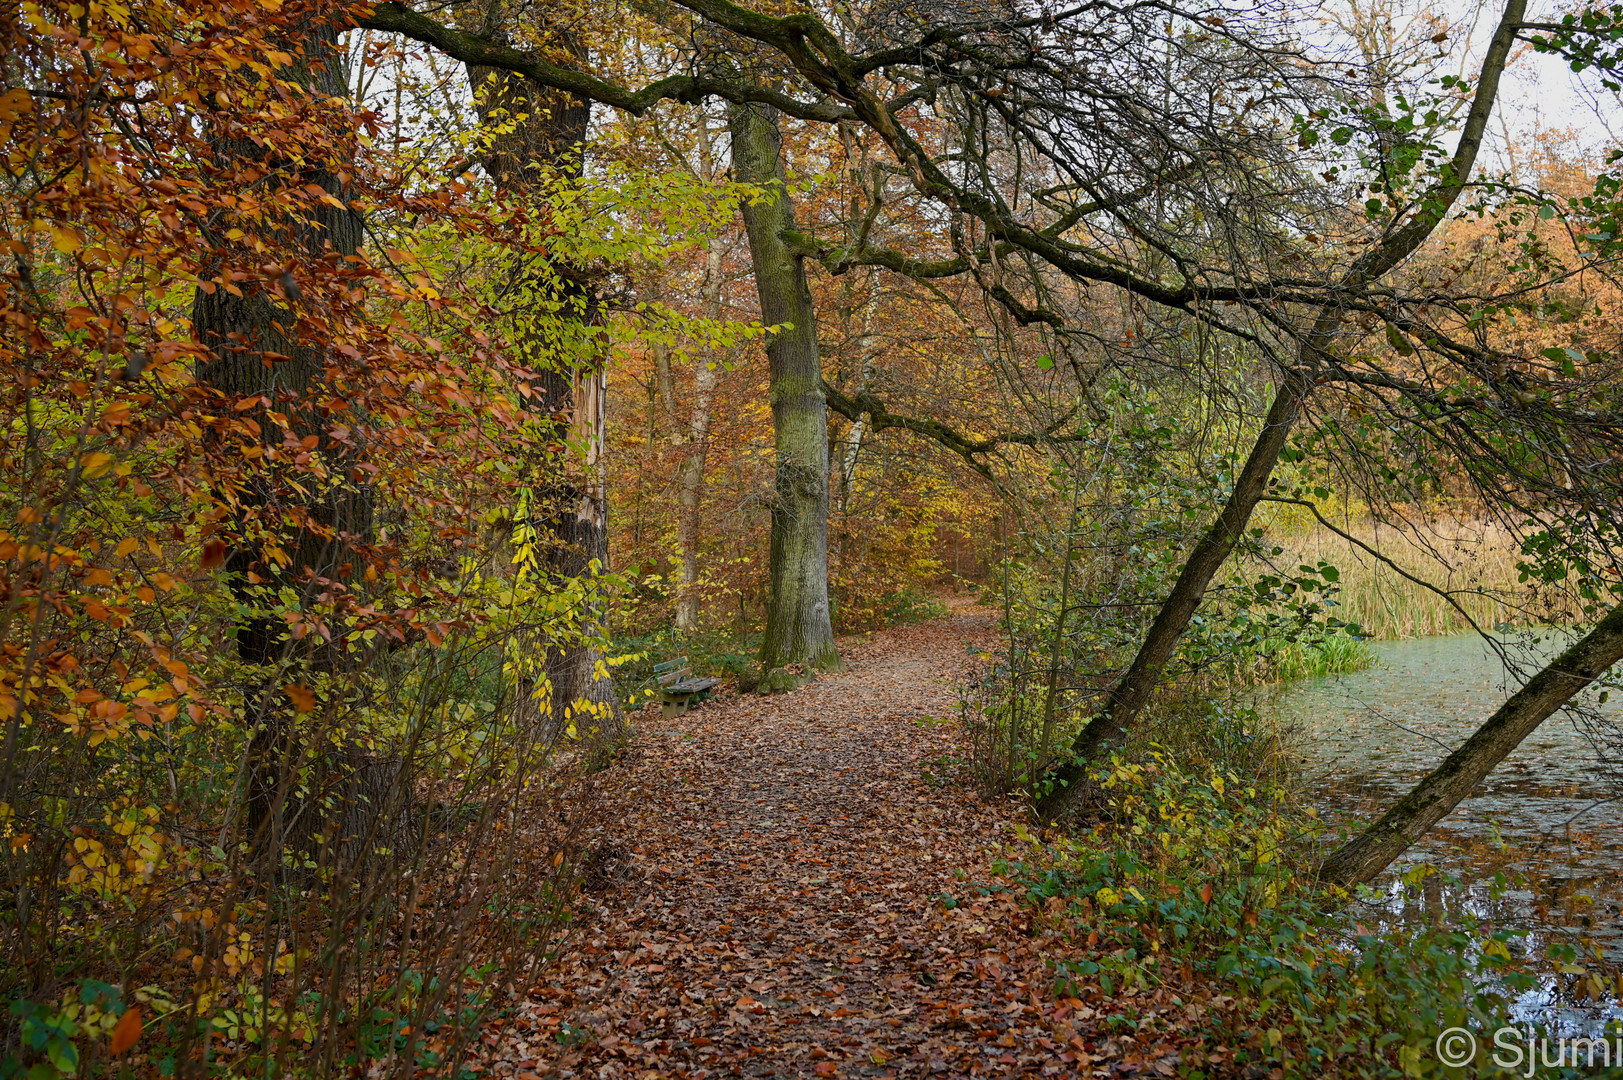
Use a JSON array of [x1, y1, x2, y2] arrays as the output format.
[[652, 657, 723, 719]]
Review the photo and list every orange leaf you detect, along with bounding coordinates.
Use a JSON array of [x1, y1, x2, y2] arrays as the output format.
[[111, 1007, 143, 1054], [284, 684, 317, 713], [1200, 882, 1213, 905], [813, 1064, 837, 1077]]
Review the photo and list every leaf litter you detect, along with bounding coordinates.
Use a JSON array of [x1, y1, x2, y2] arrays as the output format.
[[471, 601, 1209, 1079]]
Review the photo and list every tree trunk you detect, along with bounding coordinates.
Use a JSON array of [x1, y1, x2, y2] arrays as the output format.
[[728, 102, 842, 682], [1320, 602, 1623, 885], [1035, 0, 1525, 818], [674, 236, 724, 632], [467, 59, 623, 741], [191, 17, 374, 862], [831, 269, 879, 570]]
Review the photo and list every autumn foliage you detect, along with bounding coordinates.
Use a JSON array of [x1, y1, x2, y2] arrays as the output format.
[[8, 0, 1623, 1070], [2, 0, 612, 1072]]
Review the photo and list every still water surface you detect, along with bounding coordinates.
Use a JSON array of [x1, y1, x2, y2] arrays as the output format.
[[1262, 633, 1623, 1032]]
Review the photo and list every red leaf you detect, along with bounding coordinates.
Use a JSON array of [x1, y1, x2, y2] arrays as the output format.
[[200, 539, 227, 569]]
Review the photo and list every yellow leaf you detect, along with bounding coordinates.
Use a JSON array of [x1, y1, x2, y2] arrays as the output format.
[[116, 537, 138, 557], [0, 88, 32, 121], [52, 226, 83, 255], [80, 451, 113, 478]]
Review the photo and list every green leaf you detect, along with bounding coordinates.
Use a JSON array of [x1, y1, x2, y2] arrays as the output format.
[[1384, 323, 1414, 356], [1036, 355, 1054, 371], [46, 1040, 76, 1077]]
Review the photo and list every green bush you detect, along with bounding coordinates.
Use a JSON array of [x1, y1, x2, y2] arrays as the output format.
[[997, 755, 1561, 1078]]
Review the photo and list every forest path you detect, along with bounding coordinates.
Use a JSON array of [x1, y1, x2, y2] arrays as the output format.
[[492, 599, 1127, 1079]]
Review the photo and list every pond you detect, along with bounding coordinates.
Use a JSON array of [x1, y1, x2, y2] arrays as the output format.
[[1260, 632, 1623, 1033]]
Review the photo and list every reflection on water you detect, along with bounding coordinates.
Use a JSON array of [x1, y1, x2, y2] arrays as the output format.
[[1260, 632, 1623, 1032]]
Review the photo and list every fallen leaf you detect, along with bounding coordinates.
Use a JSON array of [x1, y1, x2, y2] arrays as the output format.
[[111, 1008, 143, 1055]]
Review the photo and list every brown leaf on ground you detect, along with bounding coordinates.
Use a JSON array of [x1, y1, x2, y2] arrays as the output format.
[[471, 601, 1202, 1078]]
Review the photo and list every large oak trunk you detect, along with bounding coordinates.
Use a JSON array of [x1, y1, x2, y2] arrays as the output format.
[[728, 102, 842, 682]]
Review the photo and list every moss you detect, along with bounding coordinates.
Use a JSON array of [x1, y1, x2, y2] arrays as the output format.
[[755, 666, 813, 694]]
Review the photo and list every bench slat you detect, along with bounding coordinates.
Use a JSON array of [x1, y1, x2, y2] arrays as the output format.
[[664, 676, 722, 695], [649, 658, 720, 719]]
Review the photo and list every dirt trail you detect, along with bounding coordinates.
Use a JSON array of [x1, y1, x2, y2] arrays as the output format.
[[494, 603, 1123, 1078]]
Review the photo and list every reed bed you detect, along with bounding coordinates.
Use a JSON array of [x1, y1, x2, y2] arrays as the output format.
[[1274, 516, 1575, 640]]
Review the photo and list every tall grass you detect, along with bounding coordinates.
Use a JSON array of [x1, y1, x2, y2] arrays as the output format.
[[1259, 634, 1375, 679], [1273, 517, 1574, 640]]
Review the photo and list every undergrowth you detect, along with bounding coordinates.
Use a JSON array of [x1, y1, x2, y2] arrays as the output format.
[[996, 756, 1595, 1078], [612, 627, 762, 710]]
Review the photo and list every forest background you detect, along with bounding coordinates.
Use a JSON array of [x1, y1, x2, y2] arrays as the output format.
[[9, 0, 1623, 1073]]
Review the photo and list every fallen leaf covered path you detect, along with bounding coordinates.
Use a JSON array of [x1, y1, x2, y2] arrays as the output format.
[[488, 602, 1135, 1079]]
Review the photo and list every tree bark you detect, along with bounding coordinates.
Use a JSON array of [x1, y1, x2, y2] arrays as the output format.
[[1036, 0, 1526, 818], [191, 16, 375, 862], [467, 58, 623, 741], [1320, 602, 1623, 885], [728, 101, 842, 681], [674, 235, 725, 631], [831, 269, 879, 570]]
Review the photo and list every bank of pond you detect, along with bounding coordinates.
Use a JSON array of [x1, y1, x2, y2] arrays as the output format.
[[1264, 631, 1623, 1037]]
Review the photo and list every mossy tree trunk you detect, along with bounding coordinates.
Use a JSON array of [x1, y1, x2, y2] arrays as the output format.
[[728, 101, 842, 683]]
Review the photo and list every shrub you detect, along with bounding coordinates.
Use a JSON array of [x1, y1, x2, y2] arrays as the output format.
[[998, 755, 1545, 1078]]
